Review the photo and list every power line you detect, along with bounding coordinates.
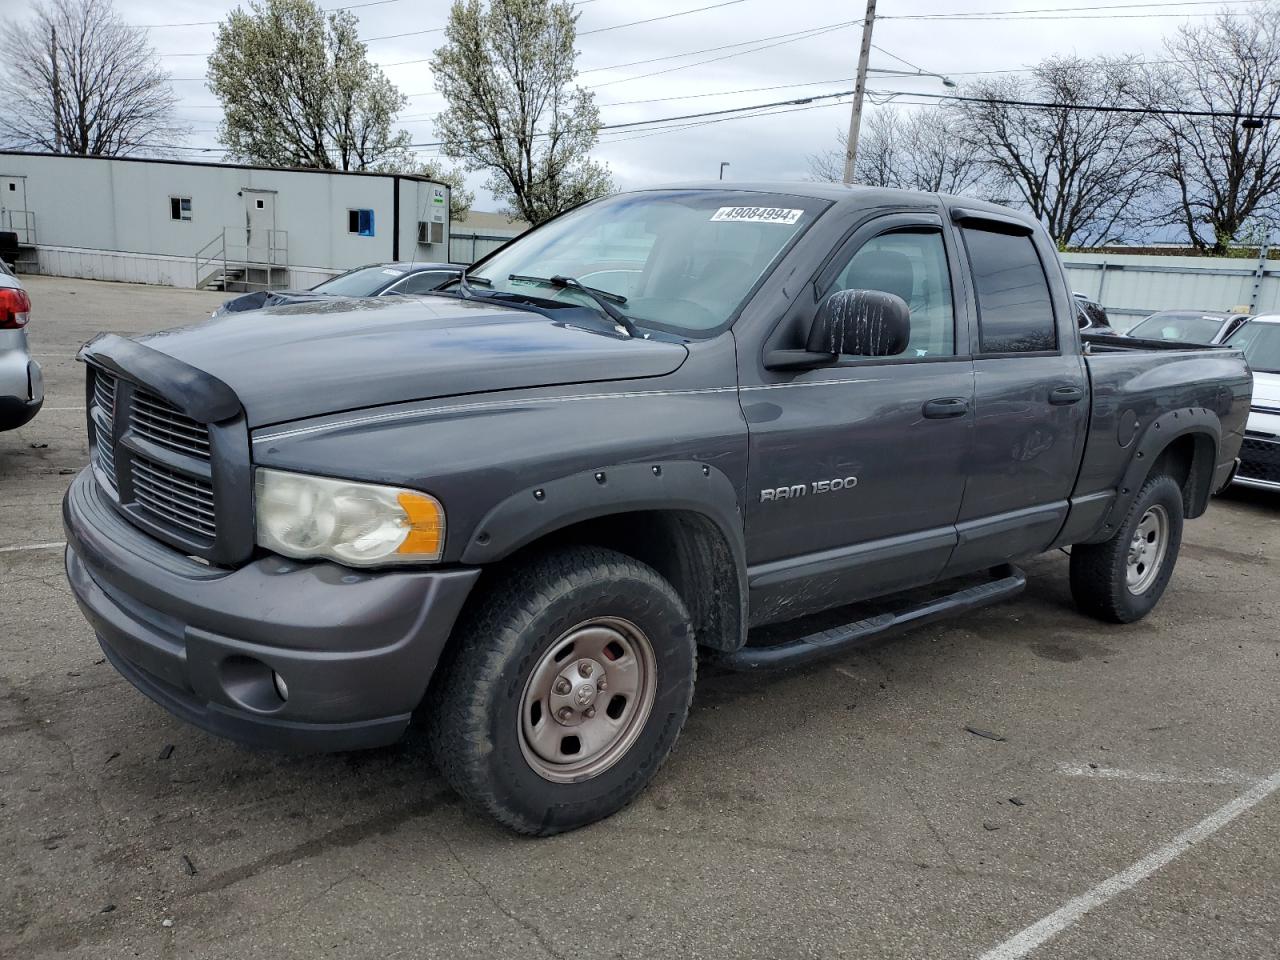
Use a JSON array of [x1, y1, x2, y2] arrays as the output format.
[[881, 0, 1260, 18], [579, 0, 749, 35], [139, 0, 410, 28], [866, 87, 1280, 121], [588, 21, 858, 88]]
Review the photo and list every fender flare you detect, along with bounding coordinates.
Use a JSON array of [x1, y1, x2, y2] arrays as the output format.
[[1091, 405, 1221, 542], [460, 460, 746, 567]]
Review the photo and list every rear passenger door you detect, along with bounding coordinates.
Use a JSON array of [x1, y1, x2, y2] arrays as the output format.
[[946, 214, 1088, 574]]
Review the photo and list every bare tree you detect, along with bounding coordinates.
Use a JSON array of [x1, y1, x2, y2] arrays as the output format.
[[207, 0, 410, 171], [960, 57, 1153, 247], [810, 107, 986, 195], [431, 0, 612, 225], [1141, 4, 1280, 253], [0, 0, 185, 156]]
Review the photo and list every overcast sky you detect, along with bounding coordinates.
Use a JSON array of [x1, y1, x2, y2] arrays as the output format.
[[41, 0, 1267, 210]]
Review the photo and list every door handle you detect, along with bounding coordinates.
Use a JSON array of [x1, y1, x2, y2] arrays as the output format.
[[922, 397, 969, 419], [1049, 385, 1084, 405]]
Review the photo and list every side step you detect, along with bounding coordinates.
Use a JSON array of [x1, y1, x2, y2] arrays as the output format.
[[719, 565, 1027, 671]]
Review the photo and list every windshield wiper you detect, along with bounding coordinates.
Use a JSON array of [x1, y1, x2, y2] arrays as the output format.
[[508, 274, 640, 338], [437, 272, 492, 298]]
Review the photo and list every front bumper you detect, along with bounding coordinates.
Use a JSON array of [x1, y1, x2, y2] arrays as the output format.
[[63, 468, 480, 752]]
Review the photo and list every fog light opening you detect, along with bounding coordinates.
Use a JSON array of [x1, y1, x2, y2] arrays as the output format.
[[272, 671, 289, 702]]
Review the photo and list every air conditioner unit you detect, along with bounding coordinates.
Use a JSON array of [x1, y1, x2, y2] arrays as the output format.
[[418, 220, 445, 245]]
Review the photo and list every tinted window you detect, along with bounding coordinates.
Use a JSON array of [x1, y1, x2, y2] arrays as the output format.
[[313, 266, 405, 297], [389, 271, 455, 294], [827, 229, 955, 357], [963, 228, 1056, 353], [1226, 321, 1280, 374]]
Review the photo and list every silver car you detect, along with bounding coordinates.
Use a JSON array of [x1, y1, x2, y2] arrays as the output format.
[[0, 260, 43, 432]]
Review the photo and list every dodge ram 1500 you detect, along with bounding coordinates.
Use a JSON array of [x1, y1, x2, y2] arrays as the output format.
[[64, 183, 1251, 834]]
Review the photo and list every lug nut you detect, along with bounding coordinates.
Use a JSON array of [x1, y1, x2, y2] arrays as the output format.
[[578, 662, 593, 678], [596, 676, 607, 692], [557, 707, 574, 722], [584, 707, 596, 719], [554, 678, 571, 695]]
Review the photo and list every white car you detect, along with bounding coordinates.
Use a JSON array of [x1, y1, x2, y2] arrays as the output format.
[[0, 259, 43, 432], [1224, 314, 1280, 491]]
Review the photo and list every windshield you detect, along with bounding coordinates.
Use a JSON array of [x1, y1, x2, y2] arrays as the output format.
[[1127, 312, 1226, 343], [1226, 321, 1280, 374], [312, 265, 406, 297], [469, 190, 827, 336]]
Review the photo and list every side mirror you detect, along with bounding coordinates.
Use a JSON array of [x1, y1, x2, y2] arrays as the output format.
[[807, 288, 911, 358], [763, 288, 912, 371]]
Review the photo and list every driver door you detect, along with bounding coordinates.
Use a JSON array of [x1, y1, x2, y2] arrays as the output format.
[[740, 212, 976, 626]]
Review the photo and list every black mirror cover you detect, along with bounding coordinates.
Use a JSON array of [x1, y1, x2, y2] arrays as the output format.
[[807, 288, 910, 357]]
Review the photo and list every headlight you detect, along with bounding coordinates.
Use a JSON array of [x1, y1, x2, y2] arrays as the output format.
[[254, 468, 445, 567]]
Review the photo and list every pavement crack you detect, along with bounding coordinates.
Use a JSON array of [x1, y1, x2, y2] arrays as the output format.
[[437, 831, 566, 960], [900, 783, 962, 877]]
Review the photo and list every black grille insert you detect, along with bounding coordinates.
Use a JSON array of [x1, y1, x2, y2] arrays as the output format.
[[1239, 436, 1280, 485], [131, 456, 217, 541]]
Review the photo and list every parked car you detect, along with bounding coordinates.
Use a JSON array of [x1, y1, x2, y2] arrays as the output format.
[[65, 183, 1251, 835], [1073, 292, 1118, 335], [1125, 309, 1250, 345], [212, 261, 462, 316], [0, 258, 43, 432], [1224, 315, 1280, 490]]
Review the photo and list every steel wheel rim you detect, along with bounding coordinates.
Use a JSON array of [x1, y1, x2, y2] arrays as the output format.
[[1126, 504, 1169, 595], [518, 617, 658, 784]]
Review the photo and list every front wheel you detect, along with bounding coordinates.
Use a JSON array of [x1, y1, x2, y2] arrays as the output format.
[[1069, 473, 1185, 623], [427, 547, 696, 835]]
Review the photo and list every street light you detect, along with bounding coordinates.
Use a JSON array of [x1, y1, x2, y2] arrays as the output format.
[[719, 162, 730, 180]]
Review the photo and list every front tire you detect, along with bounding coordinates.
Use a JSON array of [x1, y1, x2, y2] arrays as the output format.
[[1069, 473, 1185, 623], [427, 547, 696, 835]]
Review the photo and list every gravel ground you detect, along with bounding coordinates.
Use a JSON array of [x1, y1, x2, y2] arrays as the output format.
[[2, 275, 1278, 960]]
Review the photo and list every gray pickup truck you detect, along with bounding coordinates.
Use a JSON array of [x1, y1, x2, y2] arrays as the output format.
[[64, 183, 1251, 834]]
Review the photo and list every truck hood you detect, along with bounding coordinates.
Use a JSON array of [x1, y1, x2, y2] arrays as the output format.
[[137, 296, 689, 428]]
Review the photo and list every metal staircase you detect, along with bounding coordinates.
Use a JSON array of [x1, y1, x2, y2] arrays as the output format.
[[195, 227, 290, 292], [0, 209, 38, 273]]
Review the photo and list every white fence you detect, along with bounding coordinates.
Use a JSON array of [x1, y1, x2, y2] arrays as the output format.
[[1062, 250, 1279, 330]]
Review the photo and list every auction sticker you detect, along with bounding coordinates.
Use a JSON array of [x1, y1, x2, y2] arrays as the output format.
[[710, 206, 804, 225]]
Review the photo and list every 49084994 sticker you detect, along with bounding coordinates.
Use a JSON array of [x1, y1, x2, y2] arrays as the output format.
[[710, 206, 804, 225]]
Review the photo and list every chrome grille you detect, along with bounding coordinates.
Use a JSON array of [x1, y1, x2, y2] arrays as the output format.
[[131, 390, 211, 459], [1239, 436, 1280, 485], [131, 456, 217, 540]]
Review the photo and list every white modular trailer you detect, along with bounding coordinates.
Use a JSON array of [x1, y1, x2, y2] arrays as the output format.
[[0, 151, 451, 289]]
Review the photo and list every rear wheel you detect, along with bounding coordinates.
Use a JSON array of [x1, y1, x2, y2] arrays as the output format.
[[1070, 473, 1184, 623], [428, 547, 696, 835]]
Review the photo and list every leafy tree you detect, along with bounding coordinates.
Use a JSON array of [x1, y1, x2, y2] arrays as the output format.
[[0, 0, 185, 156], [810, 107, 986, 195], [207, 0, 410, 171], [960, 57, 1154, 247], [431, 0, 612, 225], [1141, 4, 1280, 253]]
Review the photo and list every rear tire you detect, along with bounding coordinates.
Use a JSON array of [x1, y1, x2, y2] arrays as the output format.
[[427, 546, 696, 835], [1070, 473, 1184, 624]]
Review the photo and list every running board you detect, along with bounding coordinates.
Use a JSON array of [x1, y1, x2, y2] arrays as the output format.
[[719, 566, 1027, 671]]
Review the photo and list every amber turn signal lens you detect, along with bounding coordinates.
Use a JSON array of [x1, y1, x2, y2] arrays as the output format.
[[396, 491, 445, 557]]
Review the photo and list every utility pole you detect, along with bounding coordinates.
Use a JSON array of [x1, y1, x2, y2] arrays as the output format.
[[50, 26, 62, 154], [841, 0, 877, 184]]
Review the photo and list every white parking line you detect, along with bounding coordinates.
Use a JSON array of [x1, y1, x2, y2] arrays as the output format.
[[1058, 761, 1260, 786], [41, 406, 86, 411], [0, 541, 66, 553], [978, 768, 1280, 959]]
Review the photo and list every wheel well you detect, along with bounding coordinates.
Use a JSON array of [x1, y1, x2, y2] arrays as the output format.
[[492, 510, 746, 653], [1148, 432, 1216, 519]]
